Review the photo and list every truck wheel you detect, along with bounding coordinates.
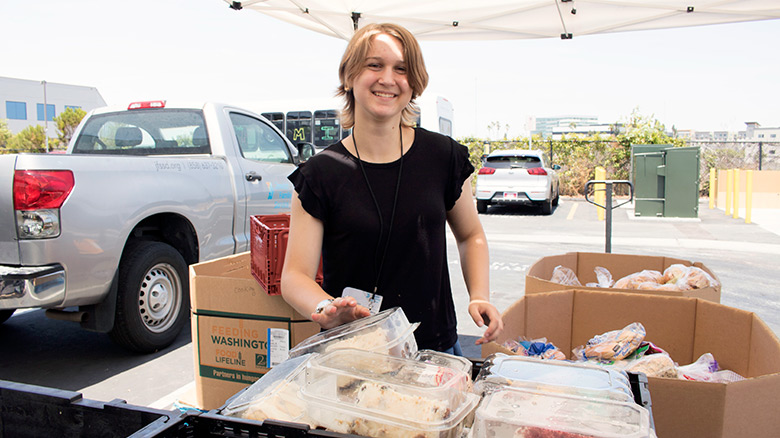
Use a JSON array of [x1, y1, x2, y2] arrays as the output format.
[[477, 200, 488, 214], [0, 309, 15, 324], [109, 241, 189, 354]]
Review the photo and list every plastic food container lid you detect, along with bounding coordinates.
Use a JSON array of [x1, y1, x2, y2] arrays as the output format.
[[288, 306, 418, 358], [475, 353, 633, 402], [219, 354, 312, 424], [413, 349, 473, 376], [472, 386, 652, 438], [300, 349, 479, 435]]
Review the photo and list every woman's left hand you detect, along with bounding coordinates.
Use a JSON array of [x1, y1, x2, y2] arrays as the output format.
[[467, 299, 504, 345]]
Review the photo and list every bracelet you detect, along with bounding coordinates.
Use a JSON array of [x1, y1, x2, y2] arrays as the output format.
[[315, 298, 334, 314]]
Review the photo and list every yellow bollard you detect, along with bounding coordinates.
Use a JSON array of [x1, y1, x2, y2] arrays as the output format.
[[725, 169, 733, 216], [746, 170, 753, 224], [595, 167, 606, 221], [709, 168, 716, 209], [733, 169, 740, 219]]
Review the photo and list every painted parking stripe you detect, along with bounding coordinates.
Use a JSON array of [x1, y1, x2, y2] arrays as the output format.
[[567, 202, 578, 220]]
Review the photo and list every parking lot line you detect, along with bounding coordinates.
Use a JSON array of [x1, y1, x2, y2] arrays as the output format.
[[566, 202, 578, 220]]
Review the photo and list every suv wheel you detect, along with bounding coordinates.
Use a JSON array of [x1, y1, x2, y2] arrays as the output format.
[[539, 198, 553, 215], [476, 200, 488, 214]]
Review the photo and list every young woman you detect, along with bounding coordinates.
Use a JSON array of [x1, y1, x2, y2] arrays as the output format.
[[280, 23, 503, 354]]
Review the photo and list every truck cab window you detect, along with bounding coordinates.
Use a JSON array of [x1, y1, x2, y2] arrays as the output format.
[[229, 112, 292, 164]]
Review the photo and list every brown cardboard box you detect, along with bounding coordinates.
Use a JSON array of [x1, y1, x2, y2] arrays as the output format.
[[482, 290, 780, 438], [189, 252, 320, 410], [526, 251, 721, 302]]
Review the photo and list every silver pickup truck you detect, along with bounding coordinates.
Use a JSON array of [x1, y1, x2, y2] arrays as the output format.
[[0, 101, 313, 353]]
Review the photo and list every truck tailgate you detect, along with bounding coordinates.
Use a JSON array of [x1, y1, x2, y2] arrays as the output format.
[[0, 154, 20, 265]]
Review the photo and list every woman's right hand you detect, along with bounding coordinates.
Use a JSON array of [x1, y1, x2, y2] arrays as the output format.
[[311, 296, 371, 329]]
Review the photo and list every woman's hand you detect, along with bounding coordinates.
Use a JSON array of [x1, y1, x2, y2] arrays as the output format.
[[468, 299, 504, 345], [311, 296, 371, 329]]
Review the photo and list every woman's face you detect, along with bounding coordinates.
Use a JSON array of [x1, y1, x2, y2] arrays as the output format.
[[351, 33, 413, 125]]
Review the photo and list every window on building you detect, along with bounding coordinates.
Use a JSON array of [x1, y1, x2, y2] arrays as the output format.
[[6, 101, 27, 120], [771, 134, 777, 138], [65, 105, 81, 111], [37, 103, 56, 121]]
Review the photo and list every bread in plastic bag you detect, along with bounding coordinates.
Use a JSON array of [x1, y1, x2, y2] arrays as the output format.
[[613, 270, 664, 289], [550, 265, 581, 286], [574, 322, 646, 361], [662, 264, 719, 291], [624, 353, 678, 378]]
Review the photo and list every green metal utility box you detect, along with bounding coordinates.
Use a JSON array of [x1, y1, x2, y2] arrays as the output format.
[[632, 145, 700, 218]]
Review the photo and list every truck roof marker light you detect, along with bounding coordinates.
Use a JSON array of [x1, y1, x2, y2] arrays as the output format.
[[128, 100, 166, 110]]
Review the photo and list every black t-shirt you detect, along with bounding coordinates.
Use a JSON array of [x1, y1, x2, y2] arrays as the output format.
[[288, 127, 475, 351]]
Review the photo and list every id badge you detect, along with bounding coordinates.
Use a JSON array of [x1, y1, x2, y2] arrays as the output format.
[[342, 287, 383, 315]]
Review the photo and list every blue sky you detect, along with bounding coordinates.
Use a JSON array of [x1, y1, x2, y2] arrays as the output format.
[[3, 0, 778, 138]]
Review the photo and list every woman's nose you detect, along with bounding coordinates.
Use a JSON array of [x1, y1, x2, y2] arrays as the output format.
[[378, 67, 395, 84]]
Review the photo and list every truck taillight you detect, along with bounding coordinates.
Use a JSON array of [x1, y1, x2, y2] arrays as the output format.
[[14, 170, 75, 210], [527, 167, 548, 176], [478, 167, 496, 175], [128, 100, 166, 110]]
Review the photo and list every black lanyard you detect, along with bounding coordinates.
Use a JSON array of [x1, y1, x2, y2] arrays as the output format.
[[352, 127, 404, 299]]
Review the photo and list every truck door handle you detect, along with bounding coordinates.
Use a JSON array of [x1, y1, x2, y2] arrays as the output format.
[[245, 172, 262, 182]]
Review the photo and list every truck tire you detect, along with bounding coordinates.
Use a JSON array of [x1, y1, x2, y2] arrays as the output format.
[[109, 241, 189, 354], [0, 309, 14, 324]]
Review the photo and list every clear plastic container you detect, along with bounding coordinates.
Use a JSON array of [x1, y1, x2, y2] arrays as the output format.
[[219, 354, 313, 426], [474, 353, 634, 402], [471, 386, 652, 438], [413, 349, 473, 376], [300, 348, 478, 437], [288, 306, 419, 359]]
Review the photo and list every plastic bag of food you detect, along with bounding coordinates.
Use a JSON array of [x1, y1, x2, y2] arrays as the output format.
[[574, 322, 646, 362], [502, 337, 566, 360], [613, 270, 663, 289], [586, 266, 614, 288], [625, 353, 678, 378], [550, 265, 581, 286], [677, 353, 745, 382], [662, 264, 719, 290]]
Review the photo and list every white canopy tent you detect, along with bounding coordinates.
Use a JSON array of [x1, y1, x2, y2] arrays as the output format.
[[223, 0, 779, 41]]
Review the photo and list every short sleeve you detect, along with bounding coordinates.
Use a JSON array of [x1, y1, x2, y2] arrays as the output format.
[[288, 164, 326, 221], [444, 139, 475, 211]]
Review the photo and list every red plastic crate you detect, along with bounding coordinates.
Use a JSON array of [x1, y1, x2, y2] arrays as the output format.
[[250, 214, 323, 295]]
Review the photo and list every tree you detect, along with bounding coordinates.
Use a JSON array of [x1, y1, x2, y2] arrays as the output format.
[[8, 125, 47, 152], [0, 119, 12, 151], [55, 107, 87, 147]]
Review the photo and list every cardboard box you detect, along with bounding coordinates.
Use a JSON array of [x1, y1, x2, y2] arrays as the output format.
[[189, 252, 320, 410], [526, 251, 721, 302], [482, 290, 780, 438]]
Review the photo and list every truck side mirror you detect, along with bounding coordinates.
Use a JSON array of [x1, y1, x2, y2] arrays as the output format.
[[297, 142, 316, 162]]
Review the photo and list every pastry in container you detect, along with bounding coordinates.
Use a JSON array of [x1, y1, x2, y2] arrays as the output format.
[[300, 348, 479, 438], [471, 386, 653, 438], [474, 353, 634, 402], [289, 306, 419, 359], [219, 354, 313, 426]]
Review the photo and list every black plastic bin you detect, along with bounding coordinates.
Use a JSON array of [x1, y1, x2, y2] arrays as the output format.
[[0, 379, 177, 438], [134, 411, 361, 438]]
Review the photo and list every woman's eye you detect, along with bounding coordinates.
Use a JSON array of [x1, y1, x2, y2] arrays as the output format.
[[395, 66, 407, 74], [367, 63, 381, 70]]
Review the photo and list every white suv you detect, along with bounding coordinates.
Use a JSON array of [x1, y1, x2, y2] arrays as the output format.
[[475, 150, 560, 215]]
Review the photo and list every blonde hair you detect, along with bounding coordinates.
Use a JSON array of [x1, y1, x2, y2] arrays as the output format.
[[337, 23, 429, 129]]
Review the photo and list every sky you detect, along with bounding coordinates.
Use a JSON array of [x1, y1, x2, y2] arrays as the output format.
[[3, 0, 779, 139]]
